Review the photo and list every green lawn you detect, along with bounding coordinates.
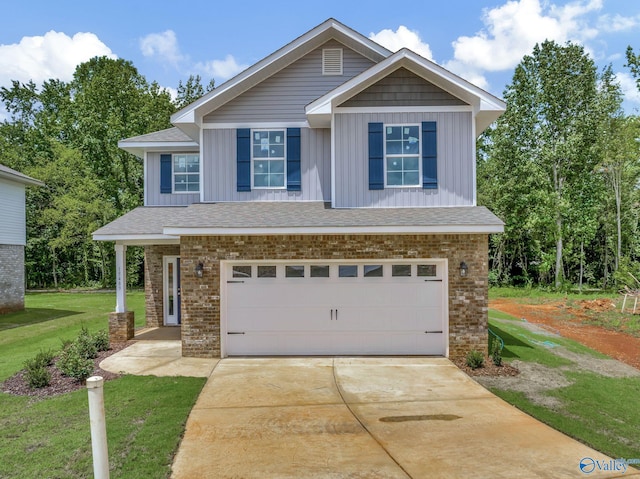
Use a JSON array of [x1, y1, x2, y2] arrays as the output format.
[[487, 305, 640, 461], [0, 292, 205, 479]]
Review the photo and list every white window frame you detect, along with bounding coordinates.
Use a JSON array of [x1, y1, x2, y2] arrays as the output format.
[[384, 124, 422, 188], [251, 129, 287, 190], [172, 153, 200, 194]]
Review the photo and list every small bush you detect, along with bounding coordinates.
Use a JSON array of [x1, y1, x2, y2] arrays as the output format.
[[25, 366, 51, 389], [92, 330, 110, 352], [466, 350, 485, 369], [75, 327, 97, 360], [29, 349, 55, 369], [491, 341, 503, 366], [57, 345, 94, 382]]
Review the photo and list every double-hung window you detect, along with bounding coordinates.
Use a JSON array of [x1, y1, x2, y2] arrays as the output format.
[[385, 125, 420, 187], [252, 130, 285, 188], [173, 154, 200, 192]]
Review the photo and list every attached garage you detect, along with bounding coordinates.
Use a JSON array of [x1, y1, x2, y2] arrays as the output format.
[[221, 259, 448, 356]]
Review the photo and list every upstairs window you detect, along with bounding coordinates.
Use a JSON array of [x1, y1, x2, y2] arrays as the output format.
[[173, 154, 200, 192], [252, 130, 285, 188], [385, 125, 420, 187]]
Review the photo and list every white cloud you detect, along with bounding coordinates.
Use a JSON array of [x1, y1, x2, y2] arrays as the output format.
[[617, 71, 640, 108], [451, 0, 603, 72], [140, 30, 184, 67], [369, 26, 434, 60], [597, 14, 639, 33], [0, 31, 115, 87], [195, 55, 248, 82]]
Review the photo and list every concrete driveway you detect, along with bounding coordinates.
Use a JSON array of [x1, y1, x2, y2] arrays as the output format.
[[171, 358, 637, 479]]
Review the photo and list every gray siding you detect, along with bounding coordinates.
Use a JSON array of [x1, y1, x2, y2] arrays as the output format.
[[145, 152, 200, 206], [0, 178, 26, 245], [203, 128, 331, 202], [340, 68, 468, 107], [203, 40, 375, 123], [334, 112, 475, 208]]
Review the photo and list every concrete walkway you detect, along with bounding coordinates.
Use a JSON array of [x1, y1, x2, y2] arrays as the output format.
[[171, 357, 638, 479]]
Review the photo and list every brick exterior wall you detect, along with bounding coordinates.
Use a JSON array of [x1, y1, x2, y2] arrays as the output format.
[[178, 234, 488, 359], [144, 245, 180, 327], [0, 244, 25, 314]]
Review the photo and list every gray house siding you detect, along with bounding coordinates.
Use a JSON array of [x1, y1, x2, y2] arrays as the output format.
[[334, 111, 475, 208], [340, 68, 468, 107], [202, 128, 331, 202], [145, 152, 200, 206], [0, 178, 26, 245], [203, 40, 375, 124]]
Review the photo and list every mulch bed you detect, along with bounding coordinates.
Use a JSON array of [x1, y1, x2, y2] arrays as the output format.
[[1, 342, 131, 398], [453, 356, 520, 377]]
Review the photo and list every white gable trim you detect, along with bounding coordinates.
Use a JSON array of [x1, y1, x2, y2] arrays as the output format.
[[202, 121, 309, 130]]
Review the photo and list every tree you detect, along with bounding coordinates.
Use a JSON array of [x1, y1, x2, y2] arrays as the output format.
[[625, 46, 640, 91], [175, 74, 215, 109]]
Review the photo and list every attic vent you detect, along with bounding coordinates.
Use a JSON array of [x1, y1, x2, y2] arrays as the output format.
[[323, 48, 343, 75]]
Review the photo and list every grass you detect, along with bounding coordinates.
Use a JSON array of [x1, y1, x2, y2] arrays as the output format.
[[0, 292, 206, 478], [486, 305, 640, 462]]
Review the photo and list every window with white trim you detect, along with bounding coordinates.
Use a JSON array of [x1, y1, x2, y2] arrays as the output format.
[[252, 130, 285, 188], [173, 154, 200, 192], [385, 125, 420, 187]]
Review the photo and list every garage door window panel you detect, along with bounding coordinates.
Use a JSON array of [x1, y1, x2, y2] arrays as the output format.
[[285, 265, 305, 278], [417, 264, 437, 277], [392, 265, 412, 277], [310, 265, 330, 278], [257, 266, 277, 278], [339, 265, 358, 277], [364, 265, 383, 277], [232, 266, 252, 278]]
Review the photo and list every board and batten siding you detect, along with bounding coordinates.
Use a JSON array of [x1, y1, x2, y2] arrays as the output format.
[[203, 128, 331, 202], [203, 40, 375, 124], [145, 152, 200, 206], [0, 178, 26, 245], [334, 112, 475, 208]]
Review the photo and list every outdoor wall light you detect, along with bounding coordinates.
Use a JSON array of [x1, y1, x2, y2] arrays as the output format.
[[460, 261, 469, 277], [195, 262, 204, 278]]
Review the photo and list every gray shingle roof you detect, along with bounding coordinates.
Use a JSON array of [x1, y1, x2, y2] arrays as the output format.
[[93, 202, 503, 240], [119, 127, 194, 143]]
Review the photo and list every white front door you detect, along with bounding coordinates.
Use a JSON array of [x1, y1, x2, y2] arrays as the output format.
[[223, 260, 447, 356], [163, 256, 181, 326]]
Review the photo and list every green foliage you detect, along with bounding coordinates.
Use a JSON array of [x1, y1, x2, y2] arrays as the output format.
[[23, 350, 55, 389], [92, 329, 110, 352], [490, 341, 503, 366], [57, 345, 94, 382], [74, 326, 98, 360], [465, 350, 485, 369]]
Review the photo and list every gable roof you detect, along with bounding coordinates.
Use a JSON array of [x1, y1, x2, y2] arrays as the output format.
[[306, 48, 506, 134], [0, 164, 44, 187], [170, 18, 391, 140], [118, 127, 199, 158]]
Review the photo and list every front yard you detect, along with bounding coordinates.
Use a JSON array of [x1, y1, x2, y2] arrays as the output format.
[[0, 293, 205, 479]]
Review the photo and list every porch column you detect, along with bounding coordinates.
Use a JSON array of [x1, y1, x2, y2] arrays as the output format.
[[115, 243, 127, 313], [109, 243, 134, 342]]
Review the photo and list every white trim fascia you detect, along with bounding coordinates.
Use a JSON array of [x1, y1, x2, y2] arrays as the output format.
[[118, 141, 199, 149], [471, 115, 477, 206], [171, 19, 391, 126], [163, 225, 504, 236], [334, 105, 473, 114], [202, 121, 309, 129], [0, 170, 44, 187], [330, 112, 336, 208], [199, 127, 205, 203], [143, 151, 148, 206], [92, 234, 180, 244]]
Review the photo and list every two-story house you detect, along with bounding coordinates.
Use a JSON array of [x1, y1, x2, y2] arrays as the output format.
[[93, 19, 505, 359], [0, 164, 43, 314]]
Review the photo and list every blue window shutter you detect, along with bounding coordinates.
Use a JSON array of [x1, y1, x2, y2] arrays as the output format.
[[422, 121, 437, 189], [368, 122, 384, 190], [237, 128, 251, 192], [160, 154, 172, 194], [286, 128, 301, 191]]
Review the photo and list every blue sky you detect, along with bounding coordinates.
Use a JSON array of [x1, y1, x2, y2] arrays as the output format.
[[1, 0, 639, 115]]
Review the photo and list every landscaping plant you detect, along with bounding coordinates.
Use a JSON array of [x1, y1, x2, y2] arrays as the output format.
[[466, 349, 485, 369]]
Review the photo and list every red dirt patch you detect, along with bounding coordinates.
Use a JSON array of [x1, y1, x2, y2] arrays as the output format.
[[490, 298, 640, 370]]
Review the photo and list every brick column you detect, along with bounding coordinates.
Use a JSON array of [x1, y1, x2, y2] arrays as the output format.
[[109, 311, 135, 342]]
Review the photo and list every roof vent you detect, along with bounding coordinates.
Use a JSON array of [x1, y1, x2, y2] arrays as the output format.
[[323, 48, 343, 75]]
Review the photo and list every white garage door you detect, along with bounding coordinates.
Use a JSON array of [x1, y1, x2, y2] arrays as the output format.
[[223, 260, 447, 356]]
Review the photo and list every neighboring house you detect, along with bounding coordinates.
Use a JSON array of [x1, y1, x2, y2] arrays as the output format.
[[93, 19, 505, 359], [0, 164, 43, 314]]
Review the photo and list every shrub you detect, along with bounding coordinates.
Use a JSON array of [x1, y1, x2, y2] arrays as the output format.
[[491, 341, 503, 367], [29, 349, 55, 369], [75, 327, 97, 360], [25, 366, 51, 389], [92, 330, 110, 352], [57, 345, 94, 382], [466, 350, 485, 370]]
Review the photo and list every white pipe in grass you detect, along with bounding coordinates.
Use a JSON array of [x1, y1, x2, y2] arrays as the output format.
[[87, 376, 110, 479]]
